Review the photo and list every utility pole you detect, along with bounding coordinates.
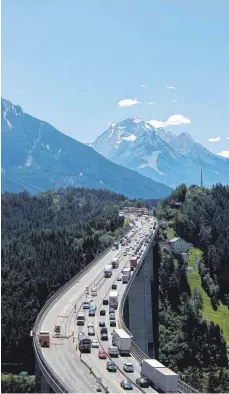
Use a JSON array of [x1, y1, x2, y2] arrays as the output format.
[[200, 168, 203, 187]]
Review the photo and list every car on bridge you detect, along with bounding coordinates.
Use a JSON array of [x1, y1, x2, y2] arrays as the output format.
[[88, 309, 95, 316], [99, 321, 106, 327], [110, 320, 116, 327], [135, 377, 149, 388], [106, 361, 117, 372], [87, 321, 94, 328], [88, 327, 95, 336], [120, 380, 133, 390], [109, 313, 116, 320], [123, 363, 134, 372], [98, 349, 107, 359], [103, 299, 108, 305], [101, 332, 108, 340], [100, 309, 106, 316], [91, 339, 99, 348]]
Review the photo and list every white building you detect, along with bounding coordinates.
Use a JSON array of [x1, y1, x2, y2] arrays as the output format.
[[169, 237, 192, 254]]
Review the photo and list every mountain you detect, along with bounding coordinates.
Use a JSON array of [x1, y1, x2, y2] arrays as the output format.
[[92, 118, 229, 188], [1, 98, 172, 199]]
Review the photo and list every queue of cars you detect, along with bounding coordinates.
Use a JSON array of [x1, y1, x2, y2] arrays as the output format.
[[78, 217, 157, 391]]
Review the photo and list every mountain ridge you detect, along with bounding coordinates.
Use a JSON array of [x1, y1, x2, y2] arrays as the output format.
[[1, 98, 172, 199], [92, 118, 229, 188]]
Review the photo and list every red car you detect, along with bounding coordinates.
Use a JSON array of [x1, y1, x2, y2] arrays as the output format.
[[98, 349, 107, 359]]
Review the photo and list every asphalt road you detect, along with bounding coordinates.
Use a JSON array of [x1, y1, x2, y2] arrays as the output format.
[[40, 217, 157, 393]]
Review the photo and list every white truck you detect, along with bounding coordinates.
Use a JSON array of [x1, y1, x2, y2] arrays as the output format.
[[109, 291, 118, 309], [141, 359, 178, 392], [111, 257, 119, 269], [91, 286, 97, 296], [77, 311, 85, 326], [122, 267, 131, 284], [111, 329, 132, 355], [104, 265, 112, 278], [108, 346, 119, 357]]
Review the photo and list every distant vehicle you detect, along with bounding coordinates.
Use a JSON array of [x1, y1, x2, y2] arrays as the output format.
[[90, 304, 97, 311], [135, 378, 149, 388], [112, 283, 117, 290], [113, 241, 119, 250], [91, 339, 99, 348], [77, 312, 85, 325], [101, 332, 108, 340], [123, 363, 134, 372], [91, 286, 98, 296], [88, 328, 95, 336], [109, 308, 115, 314], [79, 337, 92, 353], [120, 380, 133, 390], [99, 321, 106, 327], [111, 257, 119, 268], [87, 321, 94, 328], [110, 320, 116, 327], [104, 265, 112, 278], [98, 349, 107, 359], [141, 359, 178, 392], [108, 346, 119, 357], [107, 361, 117, 372], [88, 309, 95, 316], [78, 332, 85, 340], [130, 257, 138, 271], [117, 277, 122, 281], [109, 291, 118, 309], [100, 309, 106, 316], [103, 299, 108, 305], [82, 301, 90, 309], [111, 329, 132, 355], [109, 313, 116, 320], [123, 251, 127, 256], [122, 267, 131, 284], [100, 327, 108, 334]]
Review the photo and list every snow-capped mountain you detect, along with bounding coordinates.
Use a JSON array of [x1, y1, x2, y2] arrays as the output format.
[[1, 98, 172, 199], [92, 118, 229, 188]]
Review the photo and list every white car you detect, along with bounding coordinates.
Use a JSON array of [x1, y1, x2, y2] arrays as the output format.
[[91, 339, 99, 348], [87, 321, 94, 328], [123, 362, 134, 372]]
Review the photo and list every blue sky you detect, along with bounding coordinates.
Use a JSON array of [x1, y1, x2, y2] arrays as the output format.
[[2, 0, 229, 156]]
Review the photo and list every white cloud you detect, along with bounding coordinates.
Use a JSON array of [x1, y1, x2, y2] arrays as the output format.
[[208, 137, 221, 142], [172, 100, 177, 103], [141, 84, 146, 88], [226, 137, 229, 140], [166, 86, 176, 89], [148, 114, 191, 129], [118, 98, 141, 107], [146, 101, 156, 105], [217, 151, 229, 158]]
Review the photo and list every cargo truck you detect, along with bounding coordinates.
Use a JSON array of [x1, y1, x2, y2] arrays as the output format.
[[130, 257, 138, 271], [122, 267, 131, 283], [109, 291, 118, 309], [91, 286, 97, 296], [79, 337, 92, 353], [111, 329, 132, 355], [104, 265, 112, 278], [77, 311, 85, 325], [141, 359, 178, 392], [111, 257, 119, 268]]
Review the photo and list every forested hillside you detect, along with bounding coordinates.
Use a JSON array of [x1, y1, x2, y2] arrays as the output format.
[[156, 184, 229, 392], [1, 187, 127, 372]]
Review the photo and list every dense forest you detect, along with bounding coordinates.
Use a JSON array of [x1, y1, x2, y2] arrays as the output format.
[[157, 184, 229, 306], [1, 187, 130, 373], [156, 184, 229, 392], [1, 374, 35, 393]]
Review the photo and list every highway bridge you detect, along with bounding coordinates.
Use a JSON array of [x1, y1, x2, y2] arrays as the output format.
[[33, 214, 197, 393]]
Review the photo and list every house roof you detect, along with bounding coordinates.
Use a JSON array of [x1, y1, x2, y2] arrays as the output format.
[[169, 237, 180, 243]]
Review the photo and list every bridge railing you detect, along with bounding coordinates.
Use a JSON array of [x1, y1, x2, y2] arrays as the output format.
[[118, 226, 200, 394]]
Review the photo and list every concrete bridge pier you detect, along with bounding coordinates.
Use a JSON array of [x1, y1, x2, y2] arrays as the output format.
[[125, 240, 156, 357], [35, 362, 54, 393]]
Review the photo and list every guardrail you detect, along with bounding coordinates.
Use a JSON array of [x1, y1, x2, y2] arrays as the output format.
[[118, 226, 200, 394], [33, 240, 122, 392]]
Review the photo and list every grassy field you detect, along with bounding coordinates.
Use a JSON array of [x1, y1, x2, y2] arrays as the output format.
[[187, 248, 229, 345]]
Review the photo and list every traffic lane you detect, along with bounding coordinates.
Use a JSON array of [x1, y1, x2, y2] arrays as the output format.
[[40, 247, 121, 331]]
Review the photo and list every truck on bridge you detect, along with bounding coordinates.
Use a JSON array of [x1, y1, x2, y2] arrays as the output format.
[[111, 329, 132, 355], [141, 359, 178, 393], [111, 257, 119, 268], [104, 265, 112, 278], [109, 290, 118, 309], [79, 336, 92, 353]]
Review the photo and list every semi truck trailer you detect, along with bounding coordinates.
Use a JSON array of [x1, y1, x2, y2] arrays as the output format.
[[111, 329, 132, 355], [141, 359, 178, 392], [122, 267, 131, 283], [104, 265, 112, 278], [130, 257, 138, 270], [109, 291, 118, 309], [111, 257, 119, 268]]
